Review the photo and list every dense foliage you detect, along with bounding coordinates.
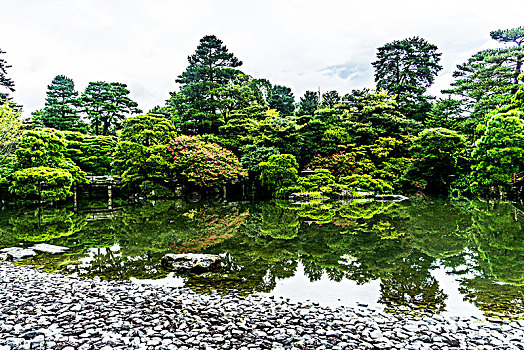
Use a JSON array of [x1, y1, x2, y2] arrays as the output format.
[[168, 135, 247, 188], [2, 28, 524, 202]]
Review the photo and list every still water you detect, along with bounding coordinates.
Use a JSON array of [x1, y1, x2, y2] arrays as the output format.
[[1, 198, 522, 320]]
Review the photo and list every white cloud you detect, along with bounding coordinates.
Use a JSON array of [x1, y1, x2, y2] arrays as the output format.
[[1, 0, 523, 117]]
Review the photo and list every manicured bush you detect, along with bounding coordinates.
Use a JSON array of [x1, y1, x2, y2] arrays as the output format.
[[9, 167, 74, 201]]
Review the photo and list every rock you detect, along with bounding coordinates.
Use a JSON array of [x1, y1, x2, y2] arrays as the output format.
[[374, 194, 409, 201], [28, 244, 69, 254], [161, 253, 222, 273], [0, 253, 12, 262], [0, 263, 520, 350], [0, 248, 36, 259]]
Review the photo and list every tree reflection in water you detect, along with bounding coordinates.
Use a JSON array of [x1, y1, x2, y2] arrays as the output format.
[[0, 198, 522, 319]]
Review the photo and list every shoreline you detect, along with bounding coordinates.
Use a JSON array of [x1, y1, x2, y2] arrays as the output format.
[[1, 263, 522, 350]]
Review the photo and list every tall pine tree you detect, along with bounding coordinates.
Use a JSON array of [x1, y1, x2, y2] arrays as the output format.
[[268, 85, 295, 116], [39, 75, 81, 131], [81, 81, 141, 135], [443, 27, 524, 124], [0, 48, 15, 102], [297, 90, 319, 116], [372, 37, 442, 120], [166, 35, 244, 134]]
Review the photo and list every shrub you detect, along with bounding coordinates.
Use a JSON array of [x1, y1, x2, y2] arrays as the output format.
[[9, 167, 73, 201]]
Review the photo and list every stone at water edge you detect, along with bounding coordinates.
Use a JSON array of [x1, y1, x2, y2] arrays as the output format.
[[0, 253, 13, 262], [0, 247, 36, 259], [161, 253, 223, 273], [29, 243, 69, 254]]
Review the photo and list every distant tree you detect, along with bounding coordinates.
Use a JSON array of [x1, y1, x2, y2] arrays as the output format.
[[38, 75, 81, 131], [81, 81, 141, 135], [372, 37, 442, 118], [268, 85, 295, 116], [297, 90, 320, 116], [177, 35, 242, 86], [340, 89, 421, 144], [443, 27, 524, 123], [0, 48, 15, 101], [425, 98, 469, 132], [321, 90, 340, 108]]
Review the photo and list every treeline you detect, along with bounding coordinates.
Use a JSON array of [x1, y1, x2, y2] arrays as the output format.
[[1, 28, 524, 202]]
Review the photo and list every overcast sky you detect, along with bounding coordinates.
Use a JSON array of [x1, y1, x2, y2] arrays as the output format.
[[1, 0, 523, 118]]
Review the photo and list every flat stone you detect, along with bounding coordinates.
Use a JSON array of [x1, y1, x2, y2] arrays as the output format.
[[28, 244, 69, 254], [0, 248, 36, 259]]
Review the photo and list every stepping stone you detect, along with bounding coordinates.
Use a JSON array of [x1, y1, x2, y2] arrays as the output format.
[[29, 244, 70, 254], [1, 247, 36, 259]]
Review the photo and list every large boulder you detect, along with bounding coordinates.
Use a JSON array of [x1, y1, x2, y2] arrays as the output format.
[[161, 253, 222, 273]]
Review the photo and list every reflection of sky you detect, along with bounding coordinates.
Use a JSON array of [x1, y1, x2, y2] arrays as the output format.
[[131, 272, 184, 288], [251, 262, 486, 319], [261, 263, 382, 309], [431, 265, 485, 319], [79, 243, 121, 265]]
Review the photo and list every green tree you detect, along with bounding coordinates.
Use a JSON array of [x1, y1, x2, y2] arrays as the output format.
[[14, 129, 85, 184], [62, 131, 116, 175], [0, 48, 15, 101], [407, 128, 467, 194], [321, 90, 340, 108], [81, 81, 141, 135], [0, 101, 22, 157], [113, 114, 178, 196], [340, 89, 421, 144], [9, 167, 74, 202], [372, 37, 442, 118], [240, 145, 280, 174], [471, 111, 524, 198], [167, 35, 244, 135], [443, 27, 524, 124], [268, 85, 295, 116], [297, 90, 319, 116], [38, 75, 81, 131], [259, 154, 299, 194]]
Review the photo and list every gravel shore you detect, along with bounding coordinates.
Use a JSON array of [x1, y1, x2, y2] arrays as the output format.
[[0, 262, 522, 350]]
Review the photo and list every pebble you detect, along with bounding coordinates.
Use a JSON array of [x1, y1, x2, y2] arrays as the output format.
[[0, 262, 523, 350]]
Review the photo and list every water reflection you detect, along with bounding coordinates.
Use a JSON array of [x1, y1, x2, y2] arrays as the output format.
[[0, 198, 522, 319]]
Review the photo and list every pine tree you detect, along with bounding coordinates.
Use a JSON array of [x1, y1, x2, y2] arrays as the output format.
[[321, 90, 341, 108], [167, 35, 244, 134], [81, 81, 141, 135], [443, 27, 524, 122], [297, 90, 320, 116], [39, 75, 81, 131], [0, 48, 15, 102], [268, 85, 295, 116], [372, 37, 442, 119]]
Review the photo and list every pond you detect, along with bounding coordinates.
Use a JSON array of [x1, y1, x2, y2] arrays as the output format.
[[0, 197, 523, 320]]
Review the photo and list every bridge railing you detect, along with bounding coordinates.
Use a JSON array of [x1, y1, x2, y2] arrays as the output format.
[[85, 175, 122, 186]]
